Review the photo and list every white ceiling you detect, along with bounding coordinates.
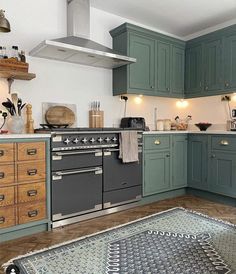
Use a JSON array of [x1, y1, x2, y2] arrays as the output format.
[[90, 0, 236, 39]]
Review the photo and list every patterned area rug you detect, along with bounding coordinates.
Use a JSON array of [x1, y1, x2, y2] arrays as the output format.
[[3, 208, 236, 274]]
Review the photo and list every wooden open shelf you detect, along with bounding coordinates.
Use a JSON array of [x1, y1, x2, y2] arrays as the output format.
[[0, 70, 36, 80]]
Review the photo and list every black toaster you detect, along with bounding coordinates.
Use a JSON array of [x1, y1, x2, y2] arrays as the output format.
[[120, 117, 146, 130]]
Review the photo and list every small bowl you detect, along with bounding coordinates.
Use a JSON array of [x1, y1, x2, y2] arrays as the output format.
[[195, 123, 212, 131]]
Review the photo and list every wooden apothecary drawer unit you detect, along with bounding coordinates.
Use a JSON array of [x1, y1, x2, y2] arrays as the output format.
[[0, 138, 50, 241]]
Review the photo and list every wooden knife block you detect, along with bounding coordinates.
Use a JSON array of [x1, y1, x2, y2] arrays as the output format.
[[89, 110, 104, 128]]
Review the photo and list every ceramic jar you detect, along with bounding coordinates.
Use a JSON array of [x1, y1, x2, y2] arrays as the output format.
[[7, 116, 24, 134]]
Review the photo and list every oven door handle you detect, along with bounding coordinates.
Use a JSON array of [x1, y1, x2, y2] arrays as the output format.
[[53, 167, 102, 178], [54, 150, 102, 157]]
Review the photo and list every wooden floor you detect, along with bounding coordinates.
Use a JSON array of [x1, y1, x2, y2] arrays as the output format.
[[1, 195, 236, 274]]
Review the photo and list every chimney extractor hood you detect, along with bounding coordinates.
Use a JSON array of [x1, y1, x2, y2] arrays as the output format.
[[29, 0, 136, 69]]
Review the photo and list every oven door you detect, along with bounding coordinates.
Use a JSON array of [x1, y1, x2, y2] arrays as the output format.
[[52, 149, 103, 171], [52, 166, 102, 221]]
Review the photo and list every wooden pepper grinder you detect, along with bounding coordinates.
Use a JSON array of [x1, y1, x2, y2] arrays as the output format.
[[25, 104, 34, 133]]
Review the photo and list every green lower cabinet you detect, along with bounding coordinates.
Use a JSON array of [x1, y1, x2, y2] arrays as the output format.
[[187, 135, 208, 190], [172, 135, 187, 188], [143, 151, 170, 196], [208, 151, 236, 197]]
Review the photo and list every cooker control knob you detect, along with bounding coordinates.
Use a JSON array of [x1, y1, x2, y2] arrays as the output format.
[[112, 137, 117, 142], [105, 137, 110, 143], [90, 138, 95, 143], [97, 137, 103, 143], [72, 138, 79, 144], [81, 138, 88, 144], [64, 138, 70, 145]]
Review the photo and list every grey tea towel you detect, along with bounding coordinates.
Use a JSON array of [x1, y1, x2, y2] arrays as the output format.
[[119, 131, 139, 163]]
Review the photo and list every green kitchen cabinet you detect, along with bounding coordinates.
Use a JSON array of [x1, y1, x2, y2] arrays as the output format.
[[224, 32, 236, 91], [187, 135, 208, 190], [204, 38, 223, 92], [172, 135, 187, 188], [171, 46, 185, 97], [156, 42, 171, 95], [185, 44, 203, 97], [208, 151, 236, 197]]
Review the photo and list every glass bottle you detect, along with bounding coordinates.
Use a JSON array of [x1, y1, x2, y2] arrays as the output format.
[[0, 46, 3, 59], [3, 47, 8, 59], [12, 46, 19, 60]]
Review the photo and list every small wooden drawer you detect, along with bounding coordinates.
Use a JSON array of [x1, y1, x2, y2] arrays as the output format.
[[0, 143, 14, 163], [0, 186, 15, 207], [0, 164, 14, 186], [17, 142, 45, 161], [211, 136, 236, 151], [0, 206, 16, 229], [18, 182, 46, 203], [18, 201, 46, 224], [17, 161, 46, 183], [144, 135, 170, 150]]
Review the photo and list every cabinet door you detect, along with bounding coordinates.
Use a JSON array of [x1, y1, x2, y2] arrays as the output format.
[[185, 44, 202, 95], [204, 39, 223, 92], [157, 42, 171, 94], [209, 152, 236, 197], [129, 34, 155, 92], [172, 135, 187, 188], [143, 151, 170, 196], [171, 46, 185, 96], [188, 135, 208, 190], [224, 33, 236, 90]]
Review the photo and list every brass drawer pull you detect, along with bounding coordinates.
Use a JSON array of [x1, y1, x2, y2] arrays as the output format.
[[154, 140, 161, 145], [0, 216, 5, 224], [0, 172, 5, 179], [27, 169, 38, 176], [27, 190, 38, 197], [0, 194, 5, 201], [0, 150, 4, 157], [220, 140, 229, 146], [27, 148, 37, 155], [28, 210, 38, 218]]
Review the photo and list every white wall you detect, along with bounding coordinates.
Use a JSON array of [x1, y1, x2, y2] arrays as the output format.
[[0, 0, 234, 130]]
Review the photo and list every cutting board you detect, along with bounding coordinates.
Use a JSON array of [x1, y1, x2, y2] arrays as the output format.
[[45, 106, 75, 126]]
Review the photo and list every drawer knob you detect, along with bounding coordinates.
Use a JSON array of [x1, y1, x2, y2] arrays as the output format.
[[0, 194, 5, 201], [220, 140, 229, 146], [0, 216, 5, 224], [27, 148, 37, 155], [28, 210, 38, 218], [27, 169, 38, 176], [154, 140, 161, 145], [0, 172, 5, 179], [211, 154, 216, 158], [27, 190, 38, 197], [0, 150, 4, 157]]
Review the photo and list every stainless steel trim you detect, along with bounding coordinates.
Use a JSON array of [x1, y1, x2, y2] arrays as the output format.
[[52, 202, 139, 228], [103, 195, 142, 209], [104, 148, 120, 152], [54, 167, 102, 177], [54, 150, 102, 156], [52, 144, 118, 151], [52, 204, 102, 221], [51, 131, 142, 135]]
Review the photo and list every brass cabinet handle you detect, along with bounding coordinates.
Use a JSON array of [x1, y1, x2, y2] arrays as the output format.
[[27, 190, 38, 197], [0, 172, 5, 179], [154, 140, 161, 145], [0, 194, 5, 201], [0, 216, 5, 224], [28, 210, 38, 218], [27, 169, 38, 176], [27, 148, 37, 155], [0, 150, 4, 157], [220, 140, 229, 146]]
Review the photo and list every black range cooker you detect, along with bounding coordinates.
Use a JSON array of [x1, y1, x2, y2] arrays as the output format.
[[35, 127, 142, 228]]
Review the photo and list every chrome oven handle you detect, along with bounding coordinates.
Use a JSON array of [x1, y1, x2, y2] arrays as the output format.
[[54, 150, 102, 156], [54, 167, 102, 177]]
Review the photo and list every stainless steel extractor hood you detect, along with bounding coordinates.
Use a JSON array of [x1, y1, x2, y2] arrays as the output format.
[[29, 0, 136, 69]]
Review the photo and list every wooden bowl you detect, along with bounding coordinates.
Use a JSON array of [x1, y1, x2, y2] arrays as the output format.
[[195, 123, 212, 131]]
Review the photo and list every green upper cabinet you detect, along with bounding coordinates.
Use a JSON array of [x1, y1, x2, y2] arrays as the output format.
[[204, 38, 223, 92], [129, 34, 155, 92], [171, 46, 185, 96], [156, 42, 171, 95], [185, 44, 203, 96], [223, 32, 236, 91]]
